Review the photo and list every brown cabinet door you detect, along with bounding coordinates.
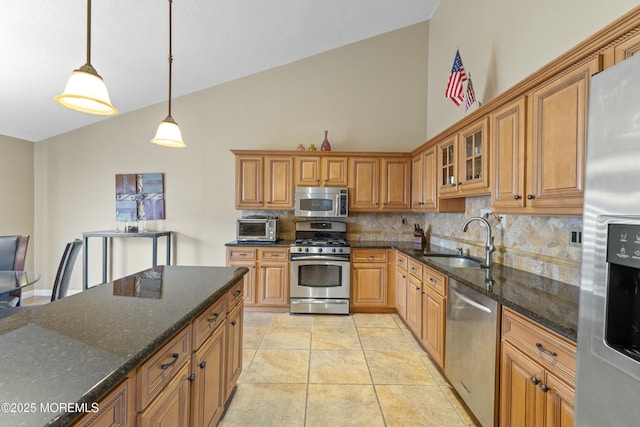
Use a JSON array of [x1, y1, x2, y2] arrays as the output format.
[[381, 157, 411, 210], [72, 376, 136, 427], [264, 156, 293, 209], [258, 261, 289, 306], [351, 263, 387, 307], [544, 372, 575, 427], [137, 363, 191, 427], [235, 156, 263, 208], [437, 135, 459, 196], [458, 117, 490, 195], [500, 341, 546, 427], [349, 157, 380, 211], [491, 97, 527, 210], [528, 56, 601, 212], [322, 157, 348, 186], [225, 302, 243, 399], [421, 287, 445, 369], [411, 152, 425, 210], [405, 275, 422, 336], [395, 267, 407, 319], [191, 324, 226, 427], [294, 156, 321, 186]]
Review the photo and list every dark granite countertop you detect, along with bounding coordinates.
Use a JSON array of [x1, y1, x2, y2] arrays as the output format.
[[0, 265, 247, 427], [225, 239, 579, 341]]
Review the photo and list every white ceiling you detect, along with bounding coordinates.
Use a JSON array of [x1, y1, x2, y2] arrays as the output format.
[[1, 0, 439, 142]]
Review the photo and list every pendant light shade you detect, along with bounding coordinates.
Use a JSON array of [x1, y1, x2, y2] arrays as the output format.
[[151, 0, 186, 148], [55, 0, 117, 116]]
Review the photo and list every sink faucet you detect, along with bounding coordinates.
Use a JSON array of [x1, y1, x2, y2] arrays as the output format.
[[461, 217, 495, 268]]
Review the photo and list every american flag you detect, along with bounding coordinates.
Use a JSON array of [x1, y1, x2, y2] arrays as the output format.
[[445, 49, 467, 106], [465, 76, 476, 113]]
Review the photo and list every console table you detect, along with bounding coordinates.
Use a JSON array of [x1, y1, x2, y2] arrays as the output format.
[[82, 230, 172, 289]]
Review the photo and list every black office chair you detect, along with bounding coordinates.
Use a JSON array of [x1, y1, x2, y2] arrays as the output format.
[[0, 235, 30, 306], [50, 239, 83, 302]]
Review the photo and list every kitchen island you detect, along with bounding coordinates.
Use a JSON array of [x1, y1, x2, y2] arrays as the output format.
[[0, 265, 247, 427]]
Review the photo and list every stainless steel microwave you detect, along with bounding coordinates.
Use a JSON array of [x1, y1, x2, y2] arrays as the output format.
[[236, 216, 277, 242], [294, 187, 348, 217]]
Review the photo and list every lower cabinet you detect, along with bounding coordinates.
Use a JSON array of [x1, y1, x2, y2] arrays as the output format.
[[500, 307, 576, 427], [226, 246, 289, 309], [72, 283, 244, 427], [351, 249, 389, 311], [394, 252, 409, 319]]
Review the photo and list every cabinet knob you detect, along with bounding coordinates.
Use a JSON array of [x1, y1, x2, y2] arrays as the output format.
[[188, 374, 196, 382], [540, 384, 550, 393], [530, 376, 540, 385], [527, 194, 535, 200], [457, 182, 462, 186], [231, 319, 237, 326], [415, 286, 420, 291], [199, 361, 206, 369], [514, 195, 521, 200]]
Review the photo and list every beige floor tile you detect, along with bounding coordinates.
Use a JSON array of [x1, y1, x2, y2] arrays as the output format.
[[376, 384, 468, 427], [260, 326, 311, 349], [309, 350, 371, 384], [441, 385, 481, 426], [418, 352, 449, 386], [357, 327, 422, 352], [241, 349, 309, 383], [306, 384, 385, 427], [311, 327, 362, 350], [312, 314, 356, 328], [243, 325, 268, 349], [243, 311, 275, 327], [365, 350, 436, 385], [218, 382, 307, 427], [353, 313, 401, 328], [271, 312, 314, 327]]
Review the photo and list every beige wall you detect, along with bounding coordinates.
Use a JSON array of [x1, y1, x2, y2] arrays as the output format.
[[33, 22, 430, 294], [426, 0, 639, 138], [0, 135, 34, 270]]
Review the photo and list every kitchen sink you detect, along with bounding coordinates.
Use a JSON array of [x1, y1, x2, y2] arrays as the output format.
[[422, 254, 484, 269]]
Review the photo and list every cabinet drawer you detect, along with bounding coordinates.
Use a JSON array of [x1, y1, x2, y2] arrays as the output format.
[[228, 280, 244, 310], [137, 326, 191, 409], [422, 267, 447, 297], [396, 251, 408, 271], [352, 249, 387, 262], [227, 248, 257, 261], [258, 247, 289, 261], [502, 308, 576, 384], [192, 296, 228, 350], [407, 258, 423, 279]]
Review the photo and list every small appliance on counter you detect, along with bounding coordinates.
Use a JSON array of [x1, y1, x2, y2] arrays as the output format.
[[235, 215, 278, 242]]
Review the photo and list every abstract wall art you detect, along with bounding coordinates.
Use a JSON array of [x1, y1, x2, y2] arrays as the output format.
[[115, 173, 165, 222]]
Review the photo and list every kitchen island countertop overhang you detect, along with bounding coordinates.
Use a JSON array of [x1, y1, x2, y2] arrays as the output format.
[[0, 265, 248, 427]]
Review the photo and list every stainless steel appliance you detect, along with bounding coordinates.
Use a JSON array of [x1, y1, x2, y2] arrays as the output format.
[[445, 279, 499, 427], [294, 186, 348, 218], [575, 53, 640, 425], [290, 220, 350, 314], [236, 215, 277, 242]]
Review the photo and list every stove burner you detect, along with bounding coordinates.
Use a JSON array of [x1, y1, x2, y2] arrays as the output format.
[[293, 238, 348, 247]]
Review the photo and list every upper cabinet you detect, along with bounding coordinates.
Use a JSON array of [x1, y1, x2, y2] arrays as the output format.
[[234, 154, 293, 210], [437, 117, 490, 198], [526, 55, 601, 214], [412, 147, 464, 213], [349, 156, 411, 212], [294, 155, 348, 187]]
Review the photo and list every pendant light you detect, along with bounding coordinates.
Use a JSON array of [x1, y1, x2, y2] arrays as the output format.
[[151, 0, 186, 148], [55, 0, 117, 116]]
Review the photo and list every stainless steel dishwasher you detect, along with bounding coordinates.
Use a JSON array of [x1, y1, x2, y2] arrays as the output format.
[[445, 278, 499, 427]]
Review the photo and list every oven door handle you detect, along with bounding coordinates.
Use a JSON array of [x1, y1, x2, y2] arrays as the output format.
[[290, 255, 350, 262]]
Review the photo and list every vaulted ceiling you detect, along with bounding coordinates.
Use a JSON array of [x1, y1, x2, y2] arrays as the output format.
[[1, 1, 439, 142]]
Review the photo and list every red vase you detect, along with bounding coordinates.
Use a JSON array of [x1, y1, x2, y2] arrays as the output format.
[[321, 130, 331, 151]]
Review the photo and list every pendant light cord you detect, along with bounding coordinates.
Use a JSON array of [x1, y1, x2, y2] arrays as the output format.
[[168, 0, 173, 118], [86, 0, 92, 65]]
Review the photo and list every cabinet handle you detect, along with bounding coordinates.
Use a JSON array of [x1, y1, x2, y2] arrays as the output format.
[[429, 277, 436, 282], [208, 313, 219, 323], [161, 353, 180, 370], [530, 376, 540, 385], [535, 342, 557, 356], [199, 361, 206, 369], [231, 319, 237, 326], [415, 286, 420, 291], [514, 195, 521, 200], [188, 374, 196, 382], [540, 384, 550, 393], [234, 290, 242, 298], [527, 194, 535, 200]]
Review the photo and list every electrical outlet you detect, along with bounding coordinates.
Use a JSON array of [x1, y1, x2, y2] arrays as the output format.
[[496, 214, 507, 230], [570, 229, 583, 246], [402, 218, 407, 225], [480, 208, 491, 218]]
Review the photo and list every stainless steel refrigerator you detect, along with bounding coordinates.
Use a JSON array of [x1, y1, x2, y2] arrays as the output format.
[[576, 52, 640, 425]]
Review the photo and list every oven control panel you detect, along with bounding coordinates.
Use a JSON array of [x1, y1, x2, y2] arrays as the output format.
[[291, 246, 350, 255]]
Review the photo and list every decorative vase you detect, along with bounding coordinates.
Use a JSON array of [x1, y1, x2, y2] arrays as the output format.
[[309, 144, 317, 151], [297, 144, 305, 151], [321, 130, 331, 151]]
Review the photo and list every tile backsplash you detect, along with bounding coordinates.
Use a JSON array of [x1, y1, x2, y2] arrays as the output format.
[[243, 195, 582, 286]]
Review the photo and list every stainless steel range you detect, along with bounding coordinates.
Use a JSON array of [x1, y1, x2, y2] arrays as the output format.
[[290, 220, 350, 314]]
